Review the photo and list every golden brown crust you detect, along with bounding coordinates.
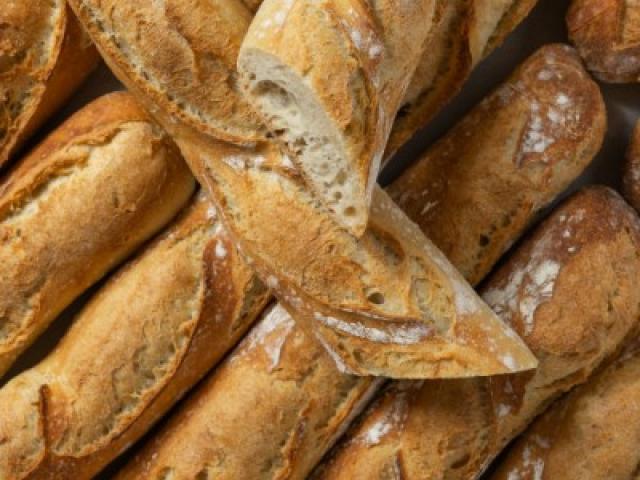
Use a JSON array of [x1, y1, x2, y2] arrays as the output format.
[[568, 0, 640, 83], [385, 0, 538, 161], [0, 3, 99, 169], [0, 92, 196, 378], [389, 44, 606, 285], [0, 195, 271, 479], [623, 121, 640, 211], [314, 186, 640, 480], [69, 0, 265, 144], [113, 46, 602, 479], [238, 0, 437, 234], [116, 305, 380, 480], [70, 0, 536, 379], [490, 339, 640, 480]]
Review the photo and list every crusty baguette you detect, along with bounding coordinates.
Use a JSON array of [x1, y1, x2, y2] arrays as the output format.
[[314, 186, 640, 480], [490, 337, 640, 480], [567, 0, 640, 83], [69, 0, 538, 379], [238, 0, 437, 235], [0, 2, 99, 168], [389, 44, 606, 285], [116, 304, 382, 480], [624, 121, 640, 211], [0, 193, 271, 479], [114, 45, 603, 480], [385, 0, 539, 159], [0, 91, 195, 378]]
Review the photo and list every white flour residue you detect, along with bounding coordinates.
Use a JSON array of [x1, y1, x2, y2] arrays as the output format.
[[314, 312, 431, 345], [313, 331, 356, 374], [483, 226, 565, 337], [355, 387, 410, 446], [241, 305, 295, 371], [215, 241, 227, 259], [521, 101, 556, 157]]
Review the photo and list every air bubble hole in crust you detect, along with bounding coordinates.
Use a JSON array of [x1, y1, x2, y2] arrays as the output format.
[[367, 292, 386, 305]]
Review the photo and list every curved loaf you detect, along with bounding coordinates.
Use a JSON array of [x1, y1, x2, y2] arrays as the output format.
[[0, 195, 270, 479], [314, 187, 640, 480], [0, 92, 195, 377], [0, 1, 99, 168], [238, 0, 437, 235]]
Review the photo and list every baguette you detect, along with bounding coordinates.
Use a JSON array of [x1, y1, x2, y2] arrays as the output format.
[[385, 0, 539, 159], [115, 45, 603, 480], [314, 186, 640, 480], [490, 338, 640, 480], [623, 121, 640, 211], [0, 2, 99, 168], [238, 0, 437, 234], [69, 0, 537, 379], [0, 193, 270, 479], [567, 0, 640, 83], [389, 44, 606, 285], [0, 92, 195, 378]]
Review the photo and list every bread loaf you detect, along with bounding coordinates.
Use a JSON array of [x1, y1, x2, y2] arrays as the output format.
[[238, 0, 437, 234], [314, 186, 640, 480], [490, 337, 640, 480], [389, 44, 606, 285], [624, 121, 640, 211], [0, 1, 99, 168], [568, 0, 640, 83], [385, 0, 539, 159], [0, 92, 195, 378], [114, 45, 602, 480], [0, 194, 270, 479], [69, 0, 535, 380]]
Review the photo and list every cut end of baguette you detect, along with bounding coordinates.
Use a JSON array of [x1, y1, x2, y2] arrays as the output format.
[[239, 49, 370, 236]]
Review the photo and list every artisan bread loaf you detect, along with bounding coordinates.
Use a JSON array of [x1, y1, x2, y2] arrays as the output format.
[[386, 0, 539, 159], [568, 0, 640, 82], [0, 1, 99, 168], [0, 92, 195, 378], [624, 121, 640, 211], [116, 304, 382, 480], [314, 186, 640, 480], [0, 194, 270, 479], [238, 0, 437, 235], [70, 0, 536, 379], [490, 338, 640, 480], [114, 46, 601, 479], [389, 44, 606, 285]]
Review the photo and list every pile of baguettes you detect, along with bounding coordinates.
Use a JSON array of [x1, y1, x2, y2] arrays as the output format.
[[2, 0, 640, 478]]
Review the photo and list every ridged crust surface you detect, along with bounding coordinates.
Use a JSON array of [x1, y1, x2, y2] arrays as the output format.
[[0, 195, 270, 479], [385, 0, 539, 160], [113, 45, 604, 480], [314, 187, 640, 480], [239, 0, 436, 234], [389, 44, 606, 285], [69, 0, 537, 379], [490, 338, 640, 480], [568, 0, 640, 82], [0, 92, 196, 378], [0, 2, 99, 168], [69, 0, 265, 144]]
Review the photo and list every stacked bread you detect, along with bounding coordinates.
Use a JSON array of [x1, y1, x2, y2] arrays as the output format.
[[1, 1, 639, 479]]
